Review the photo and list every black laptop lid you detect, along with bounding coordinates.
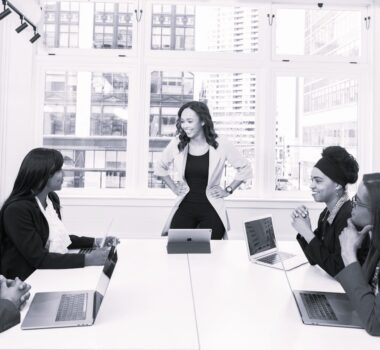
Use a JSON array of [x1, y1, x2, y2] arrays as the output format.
[[93, 247, 118, 319], [244, 216, 277, 256]]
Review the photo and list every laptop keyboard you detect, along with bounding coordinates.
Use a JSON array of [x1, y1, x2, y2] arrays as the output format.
[[79, 248, 95, 254], [300, 293, 338, 321], [258, 251, 294, 265], [56, 293, 87, 322]]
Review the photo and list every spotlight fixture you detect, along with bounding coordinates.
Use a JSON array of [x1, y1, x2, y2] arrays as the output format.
[[15, 16, 28, 33], [0, 8, 11, 20], [30, 31, 41, 43]]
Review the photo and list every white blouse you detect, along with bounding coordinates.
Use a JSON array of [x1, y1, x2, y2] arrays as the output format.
[[35, 196, 72, 254]]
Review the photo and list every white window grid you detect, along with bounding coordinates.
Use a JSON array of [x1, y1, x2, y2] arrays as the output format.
[[33, 0, 373, 200]]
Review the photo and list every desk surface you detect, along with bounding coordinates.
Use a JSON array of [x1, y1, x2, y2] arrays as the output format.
[[0, 240, 199, 350], [0, 239, 378, 350]]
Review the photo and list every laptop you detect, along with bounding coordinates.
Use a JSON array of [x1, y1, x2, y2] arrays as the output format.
[[21, 247, 118, 330], [279, 251, 364, 328], [243, 215, 307, 270], [167, 228, 212, 254], [69, 219, 114, 254]]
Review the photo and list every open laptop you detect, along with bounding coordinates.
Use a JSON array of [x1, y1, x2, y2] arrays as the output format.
[[21, 247, 118, 330], [279, 251, 364, 328], [243, 215, 307, 270], [69, 219, 114, 254], [167, 228, 212, 254]]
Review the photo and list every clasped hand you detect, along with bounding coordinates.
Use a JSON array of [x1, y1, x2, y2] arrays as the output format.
[[0, 276, 31, 310], [290, 205, 313, 240]]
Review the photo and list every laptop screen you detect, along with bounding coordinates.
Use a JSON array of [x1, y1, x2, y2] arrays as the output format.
[[244, 216, 277, 256], [93, 247, 118, 318]]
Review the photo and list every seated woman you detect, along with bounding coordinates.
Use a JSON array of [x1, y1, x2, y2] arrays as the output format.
[[290, 146, 369, 277], [0, 148, 112, 281], [155, 101, 252, 239], [0, 275, 31, 333], [336, 173, 380, 336]]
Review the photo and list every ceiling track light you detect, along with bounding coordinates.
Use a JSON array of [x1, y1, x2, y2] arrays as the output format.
[[0, 0, 11, 21], [30, 31, 41, 43], [0, 1, 40, 44], [15, 16, 28, 33]]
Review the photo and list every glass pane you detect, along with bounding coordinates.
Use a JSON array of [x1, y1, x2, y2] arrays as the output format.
[[275, 76, 358, 191], [43, 71, 129, 189], [148, 71, 255, 190], [275, 9, 361, 58], [42, 1, 134, 50], [151, 4, 260, 53]]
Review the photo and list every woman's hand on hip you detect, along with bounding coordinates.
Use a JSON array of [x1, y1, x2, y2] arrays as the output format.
[[173, 181, 189, 196], [340, 218, 372, 266], [209, 185, 229, 199]]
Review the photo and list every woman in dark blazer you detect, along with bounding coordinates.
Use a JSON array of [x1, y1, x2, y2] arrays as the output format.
[[336, 173, 380, 336], [290, 146, 369, 277], [0, 148, 109, 281]]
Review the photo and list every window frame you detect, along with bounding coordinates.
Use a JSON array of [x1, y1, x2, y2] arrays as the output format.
[[34, 0, 373, 201]]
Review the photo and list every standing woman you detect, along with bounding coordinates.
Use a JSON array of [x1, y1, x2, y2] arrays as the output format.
[[155, 101, 252, 239], [336, 173, 380, 336], [0, 148, 110, 281], [290, 146, 369, 277]]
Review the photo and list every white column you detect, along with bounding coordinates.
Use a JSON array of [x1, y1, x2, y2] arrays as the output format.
[[79, 2, 94, 49], [76, 72, 92, 137]]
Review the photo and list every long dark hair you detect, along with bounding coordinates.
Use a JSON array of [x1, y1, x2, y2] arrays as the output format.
[[362, 173, 380, 280], [176, 101, 218, 152], [0, 148, 64, 210]]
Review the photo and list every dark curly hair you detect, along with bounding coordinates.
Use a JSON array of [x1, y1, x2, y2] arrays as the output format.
[[321, 146, 359, 185], [176, 101, 218, 152]]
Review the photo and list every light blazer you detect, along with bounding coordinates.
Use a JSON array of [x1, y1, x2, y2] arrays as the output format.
[[154, 136, 252, 236]]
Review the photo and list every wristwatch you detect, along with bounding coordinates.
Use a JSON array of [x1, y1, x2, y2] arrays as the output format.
[[225, 186, 233, 195]]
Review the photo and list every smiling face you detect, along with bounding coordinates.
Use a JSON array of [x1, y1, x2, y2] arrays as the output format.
[[310, 167, 338, 203], [46, 169, 64, 192], [179, 108, 204, 139], [351, 182, 373, 228]]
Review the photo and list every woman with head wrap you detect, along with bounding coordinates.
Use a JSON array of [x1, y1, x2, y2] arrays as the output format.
[[290, 146, 369, 277]]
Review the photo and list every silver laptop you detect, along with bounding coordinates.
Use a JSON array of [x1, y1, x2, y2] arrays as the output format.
[[168, 228, 212, 243], [69, 219, 114, 254], [280, 251, 364, 328], [243, 215, 307, 270], [167, 228, 212, 254], [21, 247, 118, 330]]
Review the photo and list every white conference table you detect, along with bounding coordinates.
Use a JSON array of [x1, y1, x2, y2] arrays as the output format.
[[0, 240, 199, 350], [0, 239, 379, 350]]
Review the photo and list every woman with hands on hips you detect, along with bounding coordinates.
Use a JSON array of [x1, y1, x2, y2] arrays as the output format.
[[0, 275, 31, 333], [0, 148, 117, 281], [335, 173, 380, 336], [290, 146, 369, 277], [155, 101, 252, 239]]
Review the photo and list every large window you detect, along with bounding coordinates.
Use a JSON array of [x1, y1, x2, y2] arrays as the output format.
[[38, 1, 371, 196], [275, 76, 358, 192], [43, 71, 129, 189], [43, 1, 135, 50]]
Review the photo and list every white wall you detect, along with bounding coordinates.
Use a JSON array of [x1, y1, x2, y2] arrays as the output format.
[[59, 196, 324, 240], [0, 7, 39, 204]]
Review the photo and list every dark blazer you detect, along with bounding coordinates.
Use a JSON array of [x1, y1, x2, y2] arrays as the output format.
[[336, 258, 380, 336], [0, 192, 94, 281], [0, 299, 20, 333], [297, 201, 369, 277]]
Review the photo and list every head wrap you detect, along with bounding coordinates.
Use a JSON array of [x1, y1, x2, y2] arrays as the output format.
[[314, 157, 347, 187]]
